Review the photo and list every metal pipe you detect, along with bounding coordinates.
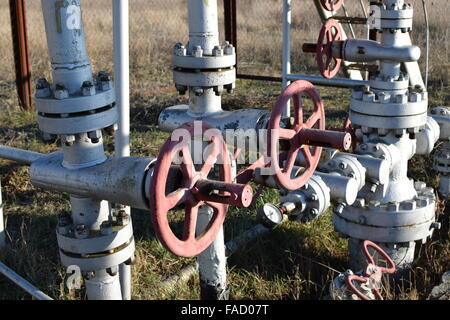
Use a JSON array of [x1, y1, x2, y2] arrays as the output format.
[[84, 269, 122, 300], [113, 0, 132, 300], [113, 0, 130, 159], [187, 0, 220, 55], [41, 0, 93, 94], [281, 0, 292, 116], [0, 181, 5, 248], [9, 0, 32, 110], [286, 74, 367, 88], [119, 263, 131, 300], [0, 261, 53, 300], [0, 145, 45, 165], [196, 206, 228, 300]]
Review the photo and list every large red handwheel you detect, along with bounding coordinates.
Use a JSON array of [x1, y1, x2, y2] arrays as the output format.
[[320, 0, 344, 12], [317, 19, 343, 79], [267, 81, 325, 191], [150, 121, 253, 257]]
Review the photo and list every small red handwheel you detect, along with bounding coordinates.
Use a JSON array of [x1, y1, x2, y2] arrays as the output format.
[[345, 274, 381, 300], [320, 0, 344, 12], [362, 241, 396, 275], [317, 19, 343, 79], [150, 121, 252, 257], [267, 81, 325, 191]]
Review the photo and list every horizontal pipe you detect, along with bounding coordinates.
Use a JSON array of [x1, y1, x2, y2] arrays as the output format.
[[30, 152, 156, 210], [0, 146, 45, 165], [285, 74, 368, 88], [0, 261, 53, 300]]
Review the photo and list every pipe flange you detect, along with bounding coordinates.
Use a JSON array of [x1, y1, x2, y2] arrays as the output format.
[[333, 187, 436, 244], [173, 68, 236, 88], [368, 76, 410, 92], [36, 86, 115, 115], [56, 222, 133, 255], [173, 43, 236, 70], [321, 154, 366, 190], [59, 238, 135, 271], [37, 104, 118, 135], [349, 110, 427, 131], [281, 175, 330, 223]]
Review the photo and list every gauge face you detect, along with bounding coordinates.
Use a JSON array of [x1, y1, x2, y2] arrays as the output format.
[[257, 204, 283, 228]]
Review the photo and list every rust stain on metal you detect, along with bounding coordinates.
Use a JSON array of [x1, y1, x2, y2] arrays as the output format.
[[9, 0, 33, 110]]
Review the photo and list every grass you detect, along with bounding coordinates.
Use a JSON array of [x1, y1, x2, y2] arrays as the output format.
[[0, 0, 449, 300]]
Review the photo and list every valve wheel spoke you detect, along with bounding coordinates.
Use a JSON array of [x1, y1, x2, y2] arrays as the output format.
[[182, 203, 200, 242], [200, 139, 220, 178]]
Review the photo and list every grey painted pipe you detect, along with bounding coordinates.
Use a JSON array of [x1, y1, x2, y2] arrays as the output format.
[[0, 146, 45, 165], [0, 261, 53, 300], [0, 181, 4, 248]]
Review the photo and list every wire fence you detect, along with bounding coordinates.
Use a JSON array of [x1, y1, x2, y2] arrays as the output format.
[[0, 0, 448, 102]]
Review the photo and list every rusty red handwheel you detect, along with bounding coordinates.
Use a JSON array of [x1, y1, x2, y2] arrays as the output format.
[[317, 19, 343, 79], [320, 0, 344, 12], [267, 81, 325, 191], [150, 121, 253, 257]]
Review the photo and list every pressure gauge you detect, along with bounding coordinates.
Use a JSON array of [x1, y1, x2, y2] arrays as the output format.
[[257, 204, 284, 229]]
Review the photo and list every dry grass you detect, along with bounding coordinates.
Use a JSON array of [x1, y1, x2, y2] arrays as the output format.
[[0, 0, 448, 300]]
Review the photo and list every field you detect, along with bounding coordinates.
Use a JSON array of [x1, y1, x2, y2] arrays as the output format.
[[0, 0, 449, 300]]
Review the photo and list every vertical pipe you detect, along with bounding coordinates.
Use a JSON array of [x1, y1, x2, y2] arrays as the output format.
[[84, 269, 123, 300], [9, 0, 32, 110], [281, 0, 292, 116], [113, 0, 131, 300], [196, 206, 228, 300], [0, 181, 5, 248], [113, 0, 130, 159], [187, 0, 220, 55], [119, 262, 131, 300]]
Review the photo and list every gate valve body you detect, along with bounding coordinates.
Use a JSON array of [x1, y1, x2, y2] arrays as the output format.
[[345, 241, 396, 300], [302, 19, 343, 79], [320, 0, 344, 12], [150, 121, 254, 257], [267, 80, 352, 191]]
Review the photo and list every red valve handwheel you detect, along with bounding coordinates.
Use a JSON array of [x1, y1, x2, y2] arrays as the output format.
[[149, 121, 253, 257], [320, 0, 344, 12], [267, 81, 325, 191], [345, 241, 396, 300], [317, 19, 343, 79]]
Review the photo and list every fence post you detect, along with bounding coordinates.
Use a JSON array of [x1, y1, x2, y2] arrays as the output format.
[[223, 0, 237, 68], [9, 0, 32, 111]]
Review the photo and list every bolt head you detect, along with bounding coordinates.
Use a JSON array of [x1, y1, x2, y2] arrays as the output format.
[[193, 45, 203, 57], [81, 81, 96, 96], [75, 224, 88, 239], [116, 210, 130, 226], [100, 221, 113, 235], [54, 84, 69, 100]]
